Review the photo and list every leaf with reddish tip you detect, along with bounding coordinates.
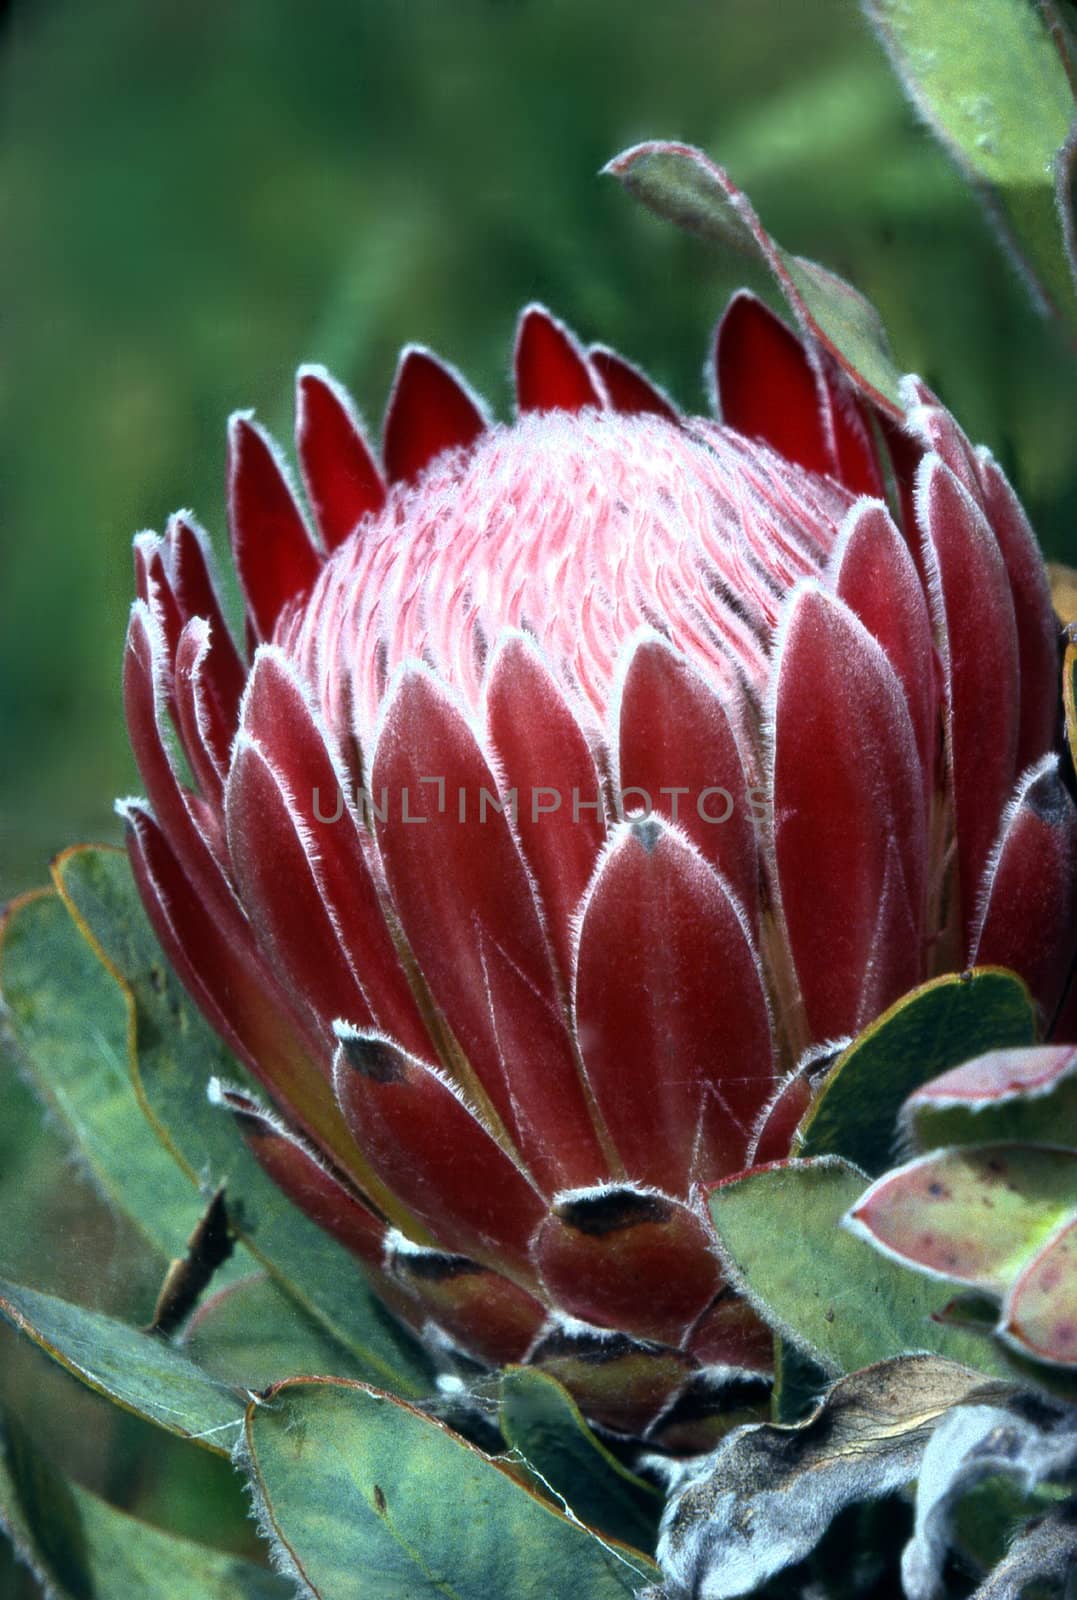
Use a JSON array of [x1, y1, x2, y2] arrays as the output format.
[[381, 345, 486, 484], [797, 970, 1037, 1176], [616, 635, 757, 921], [863, 0, 1077, 339], [333, 1029, 547, 1279], [499, 1367, 662, 1553], [1001, 1217, 1077, 1365], [296, 365, 386, 549], [575, 818, 774, 1194], [227, 414, 322, 642], [534, 1188, 721, 1345], [241, 1377, 658, 1597], [588, 345, 677, 420], [904, 1046, 1077, 1159], [515, 305, 605, 414], [372, 669, 607, 1192], [485, 634, 606, 985], [846, 1145, 1077, 1292], [605, 141, 904, 413], [50, 845, 433, 1396], [772, 585, 927, 1043]]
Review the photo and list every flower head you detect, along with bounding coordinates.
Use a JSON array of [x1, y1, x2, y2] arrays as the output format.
[[121, 297, 1074, 1447]]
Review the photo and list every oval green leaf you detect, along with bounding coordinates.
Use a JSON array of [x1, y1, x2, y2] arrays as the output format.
[[243, 1377, 658, 1599]]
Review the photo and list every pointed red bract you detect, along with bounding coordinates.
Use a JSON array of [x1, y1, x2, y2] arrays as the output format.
[[917, 458, 1020, 945], [333, 1032, 545, 1282], [971, 756, 1077, 1024], [165, 515, 247, 726], [715, 292, 832, 478], [772, 586, 927, 1042], [296, 365, 386, 549], [173, 620, 229, 805], [372, 670, 608, 1192], [382, 346, 486, 484], [485, 635, 606, 984], [228, 415, 322, 642], [574, 819, 774, 1194], [515, 305, 605, 413], [616, 635, 758, 921], [588, 345, 678, 420]]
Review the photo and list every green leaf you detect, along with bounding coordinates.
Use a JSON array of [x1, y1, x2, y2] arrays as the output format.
[[185, 1273, 370, 1391], [52, 845, 433, 1400], [708, 1158, 1017, 1379], [498, 1367, 660, 1555], [0, 887, 233, 1272], [797, 970, 1038, 1175], [0, 1411, 289, 1600], [604, 140, 905, 411], [242, 1378, 658, 1599], [863, 0, 1077, 337], [0, 1276, 246, 1455]]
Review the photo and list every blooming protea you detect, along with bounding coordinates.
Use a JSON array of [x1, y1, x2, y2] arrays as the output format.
[[120, 293, 1075, 1450]]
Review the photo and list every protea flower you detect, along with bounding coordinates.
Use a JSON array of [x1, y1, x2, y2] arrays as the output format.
[[120, 294, 1075, 1450]]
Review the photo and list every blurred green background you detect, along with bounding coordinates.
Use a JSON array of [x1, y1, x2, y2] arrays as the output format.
[[2, 0, 1075, 1589]]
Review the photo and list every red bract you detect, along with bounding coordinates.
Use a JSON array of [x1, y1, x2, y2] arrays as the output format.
[[121, 296, 1074, 1448]]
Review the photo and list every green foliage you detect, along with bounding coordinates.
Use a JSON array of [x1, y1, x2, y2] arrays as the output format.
[[864, 0, 1077, 334], [708, 1158, 1018, 1381], [498, 1367, 662, 1553], [242, 1377, 658, 1599], [0, 1413, 289, 1600], [796, 970, 1038, 1175]]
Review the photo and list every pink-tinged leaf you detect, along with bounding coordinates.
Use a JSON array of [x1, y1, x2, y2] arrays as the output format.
[[121, 801, 358, 1176], [210, 1081, 387, 1268], [831, 499, 937, 796], [906, 1044, 1077, 1112], [771, 586, 927, 1043], [296, 365, 386, 550], [846, 1144, 1077, 1291], [239, 651, 432, 1058], [371, 670, 608, 1192], [534, 1187, 721, 1344], [225, 736, 376, 1049], [1001, 1217, 1077, 1367], [484, 634, 606, 985], [715, 291, 832, 478], [173, 619, 230, 804], [165, 514, 247, 728], [748, 1071, 813, 1166], [616, 634, 758, 922], [975, 451, 1060, 771], [381, 345, 487, 484], [385, 1242, 546, 1367], [588, 344, 678, 420], [333, 1031, 546, 1282], [606, 142, 904, 414], [574, 818, 774, 1195], [227, 414, 323, 642], [515, 305, 605, 414], [917, 458, 1021, 945]]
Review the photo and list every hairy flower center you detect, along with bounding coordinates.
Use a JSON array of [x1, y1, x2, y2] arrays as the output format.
[[278, 408, 854, 743]]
